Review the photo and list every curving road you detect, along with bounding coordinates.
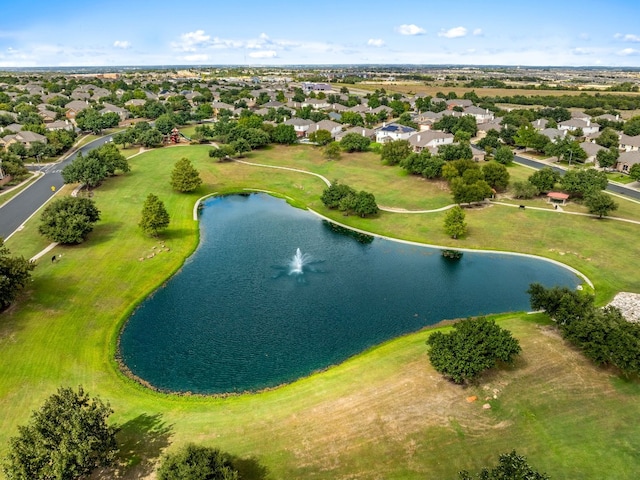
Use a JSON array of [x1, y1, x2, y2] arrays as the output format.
[[0, 135, 113, 240], [513, 153, 640, 201]]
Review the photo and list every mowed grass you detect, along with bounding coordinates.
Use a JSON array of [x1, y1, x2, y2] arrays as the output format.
[[1, 144, 640, 479]]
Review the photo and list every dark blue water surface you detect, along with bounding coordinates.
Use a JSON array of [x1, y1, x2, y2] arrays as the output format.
[[119, 193, 581, 394]]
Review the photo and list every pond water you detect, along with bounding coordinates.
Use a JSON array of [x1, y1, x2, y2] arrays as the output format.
[[119, 193, 581, 394]]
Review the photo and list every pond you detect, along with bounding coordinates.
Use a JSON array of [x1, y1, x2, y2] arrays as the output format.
[[118, 193, 582, 394]]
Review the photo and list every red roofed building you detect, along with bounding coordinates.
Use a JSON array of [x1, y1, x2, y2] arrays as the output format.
[[547, 192, 569, 205]]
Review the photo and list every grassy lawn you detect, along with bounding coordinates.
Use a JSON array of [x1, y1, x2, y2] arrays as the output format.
[[607, 172, 637, 184], [1, 144, 640, 479]]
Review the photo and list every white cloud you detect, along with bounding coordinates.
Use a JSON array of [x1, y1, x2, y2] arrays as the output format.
[[438, 27, 467, 38], [172, 30, 211, 52], [473, 28, 483, 36], [368, 38, 385, 47], [249, 50, 277, 59], [113, 40, 130, 49], [572, 47, 592, 56], [615, 33, 640, 42], [397, 24, 426, 36], [618, 48, 640, 56]]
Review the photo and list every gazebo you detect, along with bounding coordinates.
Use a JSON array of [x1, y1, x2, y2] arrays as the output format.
[[547, 192, 569, 206]]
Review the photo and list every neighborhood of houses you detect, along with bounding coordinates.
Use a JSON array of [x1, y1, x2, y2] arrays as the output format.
[[2, 72, 640, 182]]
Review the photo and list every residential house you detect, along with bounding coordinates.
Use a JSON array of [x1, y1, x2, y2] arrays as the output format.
[[532, 118, 549, 131], [570, 110, 590, 122], [1, 123, 22, 133], [407, 130, 454, 152], [335, 126, 376, 142], [100, 103, 129, 121], [463, 106, 494, 124], [310, 119, 343, 138], [540, 128, 567, 143], [471, 145, 487, 162], [375, 123, 416, 143], [2, 130, 48, 149], [284, 117, 314, 137], [619, 133, 640, 152], [579, 141, 605, 164], [615, 150, 640, 174], [301, 98, 330, 110], [446, 99, 473, 110], [476, 119, 502, 138], [301, 82, 332, 93], [211, 101, 234, 116], [558, 118, 599, 136], [65, 100, 90, 120], [37, 104, 58, 123], [46, 120, 75, 132]]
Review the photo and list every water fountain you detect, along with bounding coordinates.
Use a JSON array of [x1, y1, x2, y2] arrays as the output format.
[[289, 248, 311, 275]]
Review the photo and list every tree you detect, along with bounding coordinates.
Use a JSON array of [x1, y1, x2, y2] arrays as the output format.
[[438, 143, 473, 162], [340, 111, 364, 127], [323, 141, 341, 160], [595, 127, 620, 149], [443, 206, 467, 239], [139, 128, 164, 148], [321, 182, 356, 209], [426, 317, 521, 384], [459, 450, 550, 480], [493, 145, 514, 165], [528, 167, 560, 193], [157, 444, 238, 480], [155, 113, 177, 135], [139, 194, 170, 236], [75, 107, 107, 134], [545, 137, 587, 164], [380, 139, 411, 166], [0, 238, 36, 311], [3, 386, 118, 480], [271, 124, 297, 144], [560, 168, 608, 198], [623, 115, 640, 136], [340, 133, 371, 152], [308, 129, 332, 146], [482, 162, 510, 191], [38, 197, 101, 244], [62, 152, 108, 188], [628, 163, 640, 181], [171, 157, 203, 193], [585, 191, 618, 218], [596, 147, 619, 170], [513, 123, 538, 150], [208, 145, 236, 161], [511, 181, 539, 199], [352, 191, 378, 217]]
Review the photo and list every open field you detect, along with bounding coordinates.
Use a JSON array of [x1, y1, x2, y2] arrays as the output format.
[[1, 144, 640, 478]]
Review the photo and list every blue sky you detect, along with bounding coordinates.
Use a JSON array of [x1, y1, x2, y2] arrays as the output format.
[[2, 0, 640, 67]]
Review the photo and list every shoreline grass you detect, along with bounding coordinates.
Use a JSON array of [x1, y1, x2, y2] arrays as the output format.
[[1, 144, 640, 479]]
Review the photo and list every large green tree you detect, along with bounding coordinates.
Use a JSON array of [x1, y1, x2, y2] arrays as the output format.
[[3, 386, 118, 480], [380, 139, 411, 166], [459, 450, 550, 480], [157, 444, 238, 480], [271, 124, 297, 144], [528, 167, 560, 193], [426, 317, 521, 384], [170, 157, 202, 193], [139, 193, 170, 236], [340, 133, 371, 152], [596, 148, 619, 170], [0, 238, 36, 311], [482, 162, 510, 191], [560, 168, 608, 198], [38, 197, 101, 244], [585, 191, 618, 218]]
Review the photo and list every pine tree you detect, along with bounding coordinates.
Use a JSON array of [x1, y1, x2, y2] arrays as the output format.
[[139, 193, 170, 236], [170, 157, 202, 193]]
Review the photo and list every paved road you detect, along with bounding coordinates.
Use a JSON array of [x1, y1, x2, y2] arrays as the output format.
[[514, 153, 640, 201], [0, 135, 113, 240]]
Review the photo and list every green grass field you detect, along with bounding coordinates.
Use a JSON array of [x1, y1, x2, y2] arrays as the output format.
[[1, 144, 639, 479]]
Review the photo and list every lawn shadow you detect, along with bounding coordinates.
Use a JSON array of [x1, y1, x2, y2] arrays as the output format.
[[229, 454, 270, 480], [162, 227, 194, 241], [91, 412, 173, 479]]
